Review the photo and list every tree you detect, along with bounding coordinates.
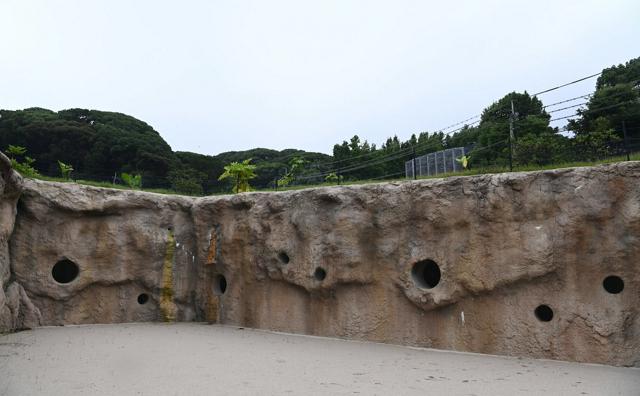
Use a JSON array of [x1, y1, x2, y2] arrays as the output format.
[[218, 159, 257, 193], [572, 127, 621, 161], [0, 107, 332, 191], [470, 92, 553, 167], [167, 167, 206, 195], [514, 133, 570, 165], [0, 108, 177, 187], [568, 58, 640, 139]]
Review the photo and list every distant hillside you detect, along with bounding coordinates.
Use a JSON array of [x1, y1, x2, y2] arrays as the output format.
[[2, 56, 638, 194], [0, 107, 330, 193], [175, 148, 331, 193]]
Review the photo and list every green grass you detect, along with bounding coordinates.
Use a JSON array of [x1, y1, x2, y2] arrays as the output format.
[[30, 175, 187, 196], [22, 153, 640, 196], [267, 152, 640, 192]]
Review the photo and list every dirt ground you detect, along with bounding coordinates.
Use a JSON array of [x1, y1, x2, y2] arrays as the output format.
[[0, 323, 638, 395]]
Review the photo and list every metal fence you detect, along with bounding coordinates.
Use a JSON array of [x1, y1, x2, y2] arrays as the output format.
[[405, 147, 470, 178]]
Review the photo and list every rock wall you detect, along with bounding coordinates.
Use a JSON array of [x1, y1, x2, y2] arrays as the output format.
[[2, 157, 639, 366], [0, 153, 41, 332]]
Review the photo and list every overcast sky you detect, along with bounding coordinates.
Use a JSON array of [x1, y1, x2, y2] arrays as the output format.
[[1, 0, 639, 155]]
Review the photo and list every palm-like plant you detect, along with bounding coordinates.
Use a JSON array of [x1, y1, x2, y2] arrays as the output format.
[[58, 161, 74, 180], [6, 145, 40, 177], [218, 158, 257, 193], [121, 172, 142, 189], [278, 157, 306, 187]]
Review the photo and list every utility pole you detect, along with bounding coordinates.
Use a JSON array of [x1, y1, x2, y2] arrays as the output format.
[[622, 121, 630, 161], [412, 145, 417, 180], [508, 99, 516, 171]]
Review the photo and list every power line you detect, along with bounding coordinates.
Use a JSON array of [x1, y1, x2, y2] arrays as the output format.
[[468, 138, 510, 154], [549, 100, 638, 122], [439, 114, 482, 132], [543, 93, 592, 108], [547, 102, 589, 114], [298, 126, 475, 181], [298, 72, 634, 179], [316, 73, 603, 172], [301, 133, 509, 182], [298, 150, 412, 180], [533, 72, 601, 96], [305, 118, 483, 171], [368, 171, 406, 180]]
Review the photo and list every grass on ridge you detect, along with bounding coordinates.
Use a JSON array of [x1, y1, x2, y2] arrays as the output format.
[[23, 152, 640, 196]]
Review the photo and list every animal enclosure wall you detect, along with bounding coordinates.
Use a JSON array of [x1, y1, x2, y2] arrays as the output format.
[[1, 152, 639, 366]]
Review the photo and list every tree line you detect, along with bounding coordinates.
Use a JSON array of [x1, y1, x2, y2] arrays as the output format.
[[1, 57, 638, 194], [328, 57, 639, 181]]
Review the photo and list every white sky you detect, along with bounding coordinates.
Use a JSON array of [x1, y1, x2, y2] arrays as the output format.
[[1, 0, 639, 155]]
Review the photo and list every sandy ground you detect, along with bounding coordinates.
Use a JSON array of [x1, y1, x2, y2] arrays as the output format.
[[0, 323, 638, 396]]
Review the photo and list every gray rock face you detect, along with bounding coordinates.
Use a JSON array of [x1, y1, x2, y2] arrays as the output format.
[[1, 157, 639, 366], [0, 152, 41, 332]]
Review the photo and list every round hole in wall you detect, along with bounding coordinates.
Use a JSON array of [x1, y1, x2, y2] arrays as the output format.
[[603, 275, 624, 294], [213, 274, 227, 295], [534, 304, 554, 322], [411, 259, 441, 289], [51, 259, 79, 284], [137, 293, 149, 305], [314, 267, 327, 281], [278, 251, 290, 264]]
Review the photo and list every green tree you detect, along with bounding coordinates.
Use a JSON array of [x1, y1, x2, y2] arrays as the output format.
[[514, 133, 570, 165], [218, 158, 257, 193], [471, 92, 552, 167], [0, 108, 177, 187], [572, 127, 621, 161], [167, 167, 206, 195], [568, 57, 640, 140]]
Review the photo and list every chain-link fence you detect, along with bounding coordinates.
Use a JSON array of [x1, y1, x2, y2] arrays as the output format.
[[405, 146, 471, 178]]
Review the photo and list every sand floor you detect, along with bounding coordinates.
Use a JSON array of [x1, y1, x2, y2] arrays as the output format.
[[0, 323, 638, 395]]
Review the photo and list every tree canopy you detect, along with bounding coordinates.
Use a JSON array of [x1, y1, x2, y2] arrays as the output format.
[[1, 56, 638, 193]]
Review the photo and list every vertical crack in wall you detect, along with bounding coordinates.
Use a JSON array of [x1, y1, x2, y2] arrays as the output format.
[[160, 229, 178, 322]]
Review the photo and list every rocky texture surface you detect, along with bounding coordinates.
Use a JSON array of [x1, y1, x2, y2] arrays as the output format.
[[1, 157, 639, 366], [0, 153, 41, 332]]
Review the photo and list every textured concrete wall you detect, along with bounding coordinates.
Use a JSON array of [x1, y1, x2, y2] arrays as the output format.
[[0, 153, 41, 332], [2, 158, 639, 366]]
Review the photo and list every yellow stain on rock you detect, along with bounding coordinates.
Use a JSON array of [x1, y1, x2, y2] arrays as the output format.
[[160, 229, 178, 322], [206, 229, 217, 265]]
